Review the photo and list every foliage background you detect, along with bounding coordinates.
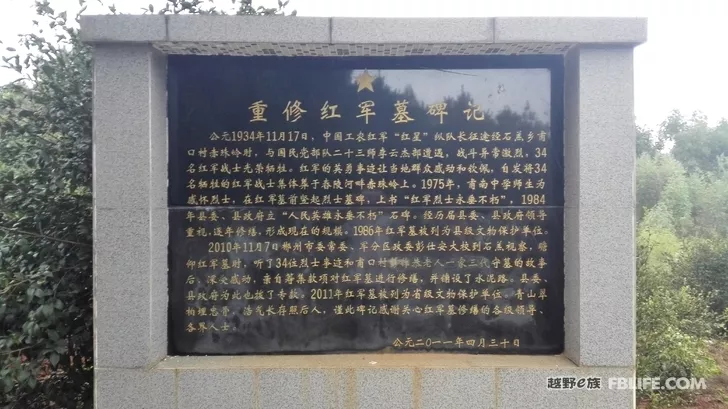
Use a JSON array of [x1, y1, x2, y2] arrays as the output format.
[[636, 114, 728, 406], [1, 1, 728, 408]]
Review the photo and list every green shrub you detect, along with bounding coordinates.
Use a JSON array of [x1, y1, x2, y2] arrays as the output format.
[[715, 308, 728, 338], [636, 220, 719, 404], [637, 286, 719, 403], [680, 238, 728, 314]]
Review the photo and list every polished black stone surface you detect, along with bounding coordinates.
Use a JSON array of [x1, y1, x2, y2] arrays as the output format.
[[167, 55, 564, 355]]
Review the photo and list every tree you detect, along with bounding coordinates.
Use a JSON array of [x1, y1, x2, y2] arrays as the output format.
[[669, 112, 728, 174], [657, 109, 687, 143], [636, 124, 664, 157], [0, 1, 293, 408], [636, 154, 685, 221]]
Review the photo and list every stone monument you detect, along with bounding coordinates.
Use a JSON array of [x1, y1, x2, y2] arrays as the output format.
[[82, 15, 645, 408]]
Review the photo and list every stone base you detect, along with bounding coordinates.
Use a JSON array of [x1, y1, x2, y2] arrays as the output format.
[[96, 354, 634, 409]]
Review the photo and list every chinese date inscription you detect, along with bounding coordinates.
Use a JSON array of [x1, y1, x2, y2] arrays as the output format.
[[168, 56, 564, 355]]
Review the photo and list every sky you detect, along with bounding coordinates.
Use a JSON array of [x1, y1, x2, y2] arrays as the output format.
[[1, 0, 726, 130]]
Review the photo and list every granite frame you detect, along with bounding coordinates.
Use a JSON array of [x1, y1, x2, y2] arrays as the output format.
[[85, 16, 645, 409]]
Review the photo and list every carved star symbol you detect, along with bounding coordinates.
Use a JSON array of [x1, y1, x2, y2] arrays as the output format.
[[355, 70, 375, 93]]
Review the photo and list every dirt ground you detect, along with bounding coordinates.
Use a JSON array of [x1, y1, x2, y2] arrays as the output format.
[[638, 342, 728, 408]]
